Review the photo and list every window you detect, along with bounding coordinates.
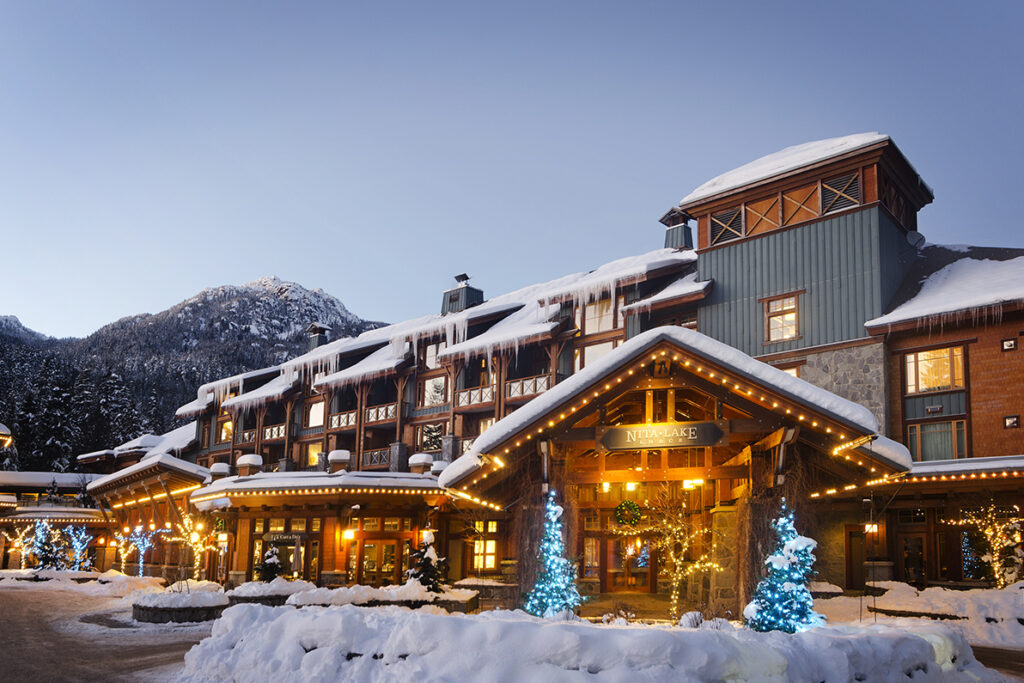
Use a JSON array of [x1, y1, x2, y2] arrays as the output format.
[[216, 419, 233, 444], [584, 514, 601, 531], [765, 296, 798, 342], [362, 517, 379, 531], [290, 518, 306, 532], [253, 519, 265, 534], [1005, 416, 1020, 429], [905, 347, 964, 394], [574, 341, 615, 372], [1002, 339, 1017, 352], [311, 518, 322, 532], [583, 537, 600, 578], [422, 341, 447, 370], [305, 443, 322, 468], [269, 518, 285, 532], [583, 298, 616, 334], [907, 420, 966, 461], [473, 539, 497, 570], [306, 401, 325, 428], [384, 517, 401, 531], [415, 422, 445, 451], [418, 376, 448, 407], [897, 508, 926, 524], [472, 520, 498, 534]]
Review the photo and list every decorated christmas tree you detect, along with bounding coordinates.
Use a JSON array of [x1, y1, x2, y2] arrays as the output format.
[[524, 489, 582, 618], [256, 545, 286, 582], [29, 520, 68, 570], [406, 530, 448, 593], [744, 499, 824, 633]]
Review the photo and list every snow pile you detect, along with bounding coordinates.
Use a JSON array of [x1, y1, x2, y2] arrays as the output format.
[[228, 577, 316, 598], [286, 579, 474, 607], [808, 581, 844, 595], [134, 588, 228, 609], [867, 255, 1024, 329], [680, 133, 891, 205], [0, 568, 165, 598], [178, 604, 994, 682], [166, 580, 224, 593]]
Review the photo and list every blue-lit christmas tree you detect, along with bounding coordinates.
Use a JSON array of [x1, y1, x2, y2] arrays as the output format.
[[743, 499, 824, 633], [63, 525, 93, 571], [524, 490, 582, 618], [28, 520, 68, 570]]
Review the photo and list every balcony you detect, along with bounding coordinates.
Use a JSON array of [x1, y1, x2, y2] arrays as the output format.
[[263, 424, 286, 441], [328, 411, 357, 429], [455, 385, 494, 408], [460, 437, 476, 455], [505, 374, 550, 400], [362, 448, 390, 468], [238, 429, 257, 443], [365, 403, 398, 424]]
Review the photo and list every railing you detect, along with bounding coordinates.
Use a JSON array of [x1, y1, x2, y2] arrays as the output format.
[[365, 403, 398, 424], [460, 437, 476, 455], [263, 424, 286, 440], [505, 374, 550, 399], [455, 385, 494, 408], [238, 429, 257, 443], [16, 497, 91, 508], [363, 448, 390, 468], [328, 411, 357, 429]]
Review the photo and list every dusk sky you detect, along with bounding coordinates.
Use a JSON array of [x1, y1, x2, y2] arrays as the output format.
[[3, 2, 1022, 338]]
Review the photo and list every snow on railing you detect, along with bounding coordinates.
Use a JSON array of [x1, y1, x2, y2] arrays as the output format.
[[365, 403, 397, 424], [505, 374, 550, 400], [328, 411, 357, 429], [263, 424, 286, 440], [455, 386, 494, 407]]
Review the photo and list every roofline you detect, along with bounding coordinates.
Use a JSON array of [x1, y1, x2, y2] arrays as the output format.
[[866, 298, 1024, 335]]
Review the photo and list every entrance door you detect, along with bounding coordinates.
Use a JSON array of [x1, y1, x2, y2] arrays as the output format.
[[846, 530, 865, 589], [361, 541, 399, 586], [898, 534, 926, 585], [607, 538, 651, 592]]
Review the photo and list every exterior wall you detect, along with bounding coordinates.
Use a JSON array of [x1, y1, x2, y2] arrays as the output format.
[[696, 207, 914, 358], [885, 314, 1024, 459], [797, 341, 889, 432]]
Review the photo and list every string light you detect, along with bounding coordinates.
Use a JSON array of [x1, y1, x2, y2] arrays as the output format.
[[946, 503, 1024, 588], [523, 490, 581, 618]]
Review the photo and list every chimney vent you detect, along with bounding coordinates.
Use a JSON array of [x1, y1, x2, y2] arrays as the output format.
[[441, 275, 484, 315]]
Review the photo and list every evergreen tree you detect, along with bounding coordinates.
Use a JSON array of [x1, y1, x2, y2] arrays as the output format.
[[45, 478, 61, 504], [743, 499, 825, 633], [99, 372, 142, 446], [28, 520, 68, 570], [140, 388, 165, 435], [70, 372, 106, 455], [524, 490, 582, 618], [406, 530, 448, 593], [256, 545, 286, 582], [12, 390, 41, 471]]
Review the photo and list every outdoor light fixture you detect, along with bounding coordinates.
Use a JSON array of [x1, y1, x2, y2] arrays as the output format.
[[342, 529, 355, 540], [865, 523, 878, 534]]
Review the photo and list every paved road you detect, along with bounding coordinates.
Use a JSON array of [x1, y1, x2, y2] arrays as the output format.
[[973, 646, 1024, 681], [0, 589, 205, 682]]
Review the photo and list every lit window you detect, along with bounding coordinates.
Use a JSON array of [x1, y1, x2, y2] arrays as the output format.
[[269, 518, 285, 532], [473, 539, 497, 570], [311, 518, 322, 532], [418, 376, 448, 407], [362, 518, 379, 531], [905, 347, 964, 394], [907, 420, 966, 461], [584, 298, 616, 334], [583, 537, 599, 577], [307, 401, 325, 427], [290, 518, 306, 532], [778, 366, 799, 378], [765, 296, 798, 342], [384, 517, 401, 531], [217, 420, 233, 443], [253, 519, 265, 534], [575, 341, 615, 372], [306, 443, 322, 468]]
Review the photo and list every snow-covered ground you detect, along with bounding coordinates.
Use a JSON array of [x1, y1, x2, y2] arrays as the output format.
[[177, 603, 997, 682], [227, 577, 316, 597], [819, 581, 1024, 648], [286, 578, 476, 607]]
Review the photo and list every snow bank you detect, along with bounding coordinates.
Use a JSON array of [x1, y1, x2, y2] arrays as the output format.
[[0, 568, 165, 598], [166, 580, 224, 593], [285, 579, 471, 607], [227, 578, 316, 598], [178, 604, 994, 682], [134, 590, 228, 609], [808, 581, 844, 595]]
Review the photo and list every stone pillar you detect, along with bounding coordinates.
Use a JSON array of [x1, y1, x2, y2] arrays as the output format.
[[440, 435, 457, 463], [388, 442, 410, 472], [709, 504, 740, 617]]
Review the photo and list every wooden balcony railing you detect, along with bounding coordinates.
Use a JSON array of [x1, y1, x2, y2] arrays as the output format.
[[505, 374, 550, 400], [263, 424, 286, 440], [365, 403, 398, 424], [328, 411, 357, 429], [238, 429, 257, 443], [460, 437, 476, 455], [363, 448, 390, 468], [455, 385, 494, 408]]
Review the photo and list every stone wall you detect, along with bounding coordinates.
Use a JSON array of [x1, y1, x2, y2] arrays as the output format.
[[799, 342, 888, 431], [708, 505, 739, 617]]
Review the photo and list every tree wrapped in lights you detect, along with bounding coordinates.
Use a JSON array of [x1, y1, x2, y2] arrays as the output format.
[[1, 525, 34, 569], [115, 524, 168, 577], [611, 488, 717, 620], [168, 512, 217, 580], [27, 520, 68, 570], [744, 499, 824, 633], [62, 525, 93, 571], [406, 530, 448, 593], [524, 490, 582, 618], [949, 503, 1024, 589]]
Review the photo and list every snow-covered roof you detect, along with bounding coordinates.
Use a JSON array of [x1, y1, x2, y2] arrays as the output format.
[[3, 506, 107, 523], [0, 472, 102, 490], [191, 470, 440, 500], [861, 436, 911, 471], [313, 343, 411, 390], [175, 366, 281, 417], [679, 133, 889, 207], [0, 422, 10, 437], [909, 454, 1024, 477], [175, 391, 214, 418], [867, 253, 1024, 329], [77, 423, 198, 463], [113, 433, 163, 455], [87, 453, 210, 493], [440, 326, 901, 488], [221, 373, 298, 411], [619, 272, 713, 315]]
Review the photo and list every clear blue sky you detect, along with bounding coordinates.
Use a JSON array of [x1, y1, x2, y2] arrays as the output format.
[[3, 1, 1022, 338]]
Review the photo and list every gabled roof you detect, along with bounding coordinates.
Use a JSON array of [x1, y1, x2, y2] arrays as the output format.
[[86, 453, 209, 495], [867, 244, 1024, 332], [440, 326, 909, 488]]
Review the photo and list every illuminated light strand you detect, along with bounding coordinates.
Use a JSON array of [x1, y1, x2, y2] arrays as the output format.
[[109, 484, 202, 509]]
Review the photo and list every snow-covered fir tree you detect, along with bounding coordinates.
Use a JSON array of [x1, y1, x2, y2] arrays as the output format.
[[256, 545, 286, 581], [100, 373, 143, 446], [28, 520, 68, 570], [744, 499, 824, 633], [524, 490, 582, 618], [406, 530, 448, 593]]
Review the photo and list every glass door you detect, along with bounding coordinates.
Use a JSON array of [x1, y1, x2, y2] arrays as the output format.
[[898, 534, 926, 585], [361, 541, 399, 586], [608, 537, 651, 592]]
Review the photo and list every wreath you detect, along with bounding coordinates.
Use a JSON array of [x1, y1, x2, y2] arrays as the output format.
[[614, 500, 643, 526]]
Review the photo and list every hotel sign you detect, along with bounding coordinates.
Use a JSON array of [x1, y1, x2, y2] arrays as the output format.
[[598, 421, 729, 450]]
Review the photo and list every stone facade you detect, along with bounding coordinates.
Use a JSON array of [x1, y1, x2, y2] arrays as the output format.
[[708, 505, 739, 617], [798, 342, 888, 431]]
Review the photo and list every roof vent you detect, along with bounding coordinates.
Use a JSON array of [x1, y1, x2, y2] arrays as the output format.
[[442, 275, 484, 315], [306, 322, 330, 350]]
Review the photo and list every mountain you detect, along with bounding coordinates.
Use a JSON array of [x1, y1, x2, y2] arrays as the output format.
[[0, 278, 383, 472]]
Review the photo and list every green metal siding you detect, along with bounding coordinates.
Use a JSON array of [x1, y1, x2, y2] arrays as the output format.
[[904, 392, 967, 420], [696, 207, 910, 357]]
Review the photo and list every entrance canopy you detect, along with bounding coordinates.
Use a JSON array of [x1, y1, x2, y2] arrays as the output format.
[[440, 326, 910, 492]]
